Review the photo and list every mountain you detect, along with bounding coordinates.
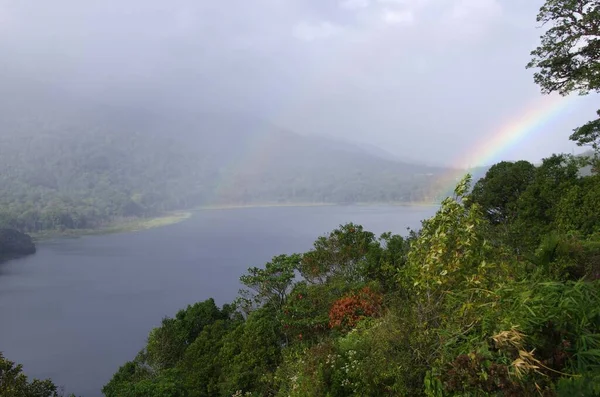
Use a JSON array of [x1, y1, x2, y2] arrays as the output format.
[[0, 88, 451, 233], [308, 134, 442, 166]]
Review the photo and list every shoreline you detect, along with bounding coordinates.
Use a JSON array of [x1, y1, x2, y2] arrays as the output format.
[[196, 201, 440, 211], [28, 201, 440, 241], [30, 211, 192, 242]]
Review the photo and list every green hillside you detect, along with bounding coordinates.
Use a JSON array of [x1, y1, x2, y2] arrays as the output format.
[[0, 95, 453, 233]]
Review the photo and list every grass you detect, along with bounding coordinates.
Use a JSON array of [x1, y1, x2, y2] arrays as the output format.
[[31, 211, 192, 242]]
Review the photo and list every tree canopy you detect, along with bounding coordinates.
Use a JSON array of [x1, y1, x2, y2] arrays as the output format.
[[6, 154, 600, 396], [528, 0, 600, 150]]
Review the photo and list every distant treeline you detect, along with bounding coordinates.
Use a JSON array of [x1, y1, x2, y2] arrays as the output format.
[[0, 114, 456, 234], [3, 151, 600, 396]]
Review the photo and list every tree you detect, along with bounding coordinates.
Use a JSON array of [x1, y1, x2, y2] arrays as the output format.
[[528, 0, 600, 95], [569, 109, 600, 154], [0, 353, 59, 397], [328, 286, 383, 332], [470, 161, 536, 224], [239, 254, 300, 311], [299, 223, 378, 284], [143, 299, 231, 371], [515, 154, 579, 238], [555, 173, 600, 235], [180, 320, 241, 397], [217, 307, 284, 396], [528, 0, 600, 147]]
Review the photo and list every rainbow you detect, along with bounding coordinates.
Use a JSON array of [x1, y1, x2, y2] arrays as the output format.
[[209, 93, 578, 205], [427, 94, 578, 202]]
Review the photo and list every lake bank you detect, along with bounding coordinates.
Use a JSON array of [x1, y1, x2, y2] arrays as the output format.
[[30, 211, 192, 242], [197, 201, 439, 211], [26, 201, 440, 242]]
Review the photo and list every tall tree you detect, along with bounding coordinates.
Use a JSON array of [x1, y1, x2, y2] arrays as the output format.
[[239, 254, 300, 311], [528, 0, 600, 149], [470, 161, 536, 224]]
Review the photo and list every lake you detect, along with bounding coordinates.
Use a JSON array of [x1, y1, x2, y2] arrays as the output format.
[[0, 205, 436, 396]]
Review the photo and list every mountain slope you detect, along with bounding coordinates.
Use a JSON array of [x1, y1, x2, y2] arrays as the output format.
[[0, 88, 450, 232]]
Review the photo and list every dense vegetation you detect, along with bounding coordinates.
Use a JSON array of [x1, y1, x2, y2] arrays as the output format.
[[0, 100, 449, 234], [91, 4, 600, 392], [4, 155, 599, 396], [0, 353, 65, 397], [0, 228, 36, 261], [94, 154, 600, 396], [2, 1, 599, 396]]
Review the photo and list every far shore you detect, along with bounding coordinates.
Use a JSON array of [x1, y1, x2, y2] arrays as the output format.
[[28, 201, 440, 242], [196, 201, 440, 211], [30, 211, 192, 242]]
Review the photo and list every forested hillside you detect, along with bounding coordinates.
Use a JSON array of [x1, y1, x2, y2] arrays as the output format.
[[0, 89, 450, 233], [96, 154, 598, 397], [2, 1, 600, 396], [4, 155, 600, 396]]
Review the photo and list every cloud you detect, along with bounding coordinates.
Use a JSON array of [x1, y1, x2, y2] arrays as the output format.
[[339, 0, 370, 10], [381, 9, 415, 25], [442, 0, 503, 40], [0, 4, 13, 30], [449, 0, 502, 22], [377, 0, 427, 5], [0, 0, 592, 166], [293, 21, 343, 41]]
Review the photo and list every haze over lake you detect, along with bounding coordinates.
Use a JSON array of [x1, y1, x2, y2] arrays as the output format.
[[0, 205, 435, 396]]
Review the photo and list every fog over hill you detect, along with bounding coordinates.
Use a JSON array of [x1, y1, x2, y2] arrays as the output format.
[[0, 82, 460, 233]]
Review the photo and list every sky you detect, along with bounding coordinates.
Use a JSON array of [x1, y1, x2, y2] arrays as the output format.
[[0, 0, 597, 166]]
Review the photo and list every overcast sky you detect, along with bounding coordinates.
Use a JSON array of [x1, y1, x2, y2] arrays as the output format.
[[0, 0, 597, 166]]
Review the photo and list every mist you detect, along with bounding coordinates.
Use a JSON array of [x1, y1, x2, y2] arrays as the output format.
[[1, 0, 598, 166]]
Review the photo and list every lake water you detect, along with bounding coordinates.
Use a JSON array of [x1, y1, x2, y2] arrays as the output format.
[[0, 205, 436, 396]]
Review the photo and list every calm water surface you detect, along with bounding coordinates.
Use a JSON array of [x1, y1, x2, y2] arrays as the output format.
[[0, 205, 436, 396]]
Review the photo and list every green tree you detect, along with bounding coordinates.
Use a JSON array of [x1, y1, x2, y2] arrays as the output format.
[[239, 254, 300, 311], [362, 232, 412, 293], [180, 319, 241, 396], [528, 0, 600, 148], [299, 223, 378, 284], [512, 154, 580, 249], [218, 307, 284, 396], [101, 365, 186, 397], [470, 161, 536, 224], [0, 353, 59, 397], [555, 174, 600, 235], [528, 1, 600, 96], [570, 109, 600, 154], [144, 299, 232, 371]]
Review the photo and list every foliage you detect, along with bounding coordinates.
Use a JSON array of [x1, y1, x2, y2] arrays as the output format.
[[528, 0, 600, 96], [0, 353, 60, 397], [528, 0, 600, 148], [180, 319, 240, 396], [555, 174, 600, 235], [501, 154, 581, 251], [94, 153, 600, 397], [470, 160, 536, 224], [100, 154, 600, 397], [0, 110, 449, 235], [239, 254, 300, 312], [328, 287, 383, 332], [7, 4, 600, 395], [570, 109, 600, 153], [298, 223, 379, 284], [216, 307, 283, 396], [143, 299, 233, 371], [281, 282, 338, 343]]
